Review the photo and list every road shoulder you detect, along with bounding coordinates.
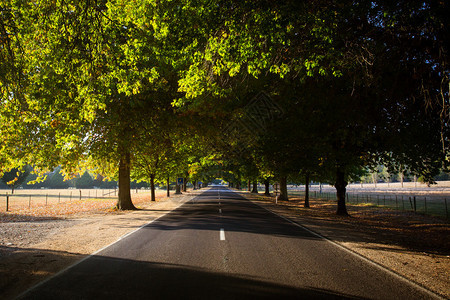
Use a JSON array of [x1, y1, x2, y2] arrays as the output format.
[[240, 191, 450, 299], [0, 191, 198, 300]]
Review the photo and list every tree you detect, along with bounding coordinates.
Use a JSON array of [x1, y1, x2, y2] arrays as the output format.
[[44, 167, 71, 189], [0, 1, 188, 209], [175, 0, 449, 215], [1, 166, 30, 194], [76, 171, 94, 189]]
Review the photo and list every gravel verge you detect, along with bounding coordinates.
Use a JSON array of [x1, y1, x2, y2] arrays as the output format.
[[0, 191, 198, 300]]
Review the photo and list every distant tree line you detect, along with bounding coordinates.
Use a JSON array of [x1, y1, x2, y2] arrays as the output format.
[[0, 166, 150, 192]]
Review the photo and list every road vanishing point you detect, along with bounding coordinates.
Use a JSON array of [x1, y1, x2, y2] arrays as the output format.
[[19, 186, 441, 299]]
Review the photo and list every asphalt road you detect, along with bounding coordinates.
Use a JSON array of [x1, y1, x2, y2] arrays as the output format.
[[19, 186, 439, 299]]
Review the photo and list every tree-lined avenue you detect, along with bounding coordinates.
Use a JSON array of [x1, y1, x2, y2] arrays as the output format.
[[19, 186, 439, 299]]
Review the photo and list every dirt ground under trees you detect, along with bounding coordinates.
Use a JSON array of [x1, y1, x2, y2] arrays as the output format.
[[0, 188, 449, 299]]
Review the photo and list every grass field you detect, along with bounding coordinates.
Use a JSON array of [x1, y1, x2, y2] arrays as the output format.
[[257, 181, 450, 219], [0, 188, 168, 219], [287, 190, 449, 218]]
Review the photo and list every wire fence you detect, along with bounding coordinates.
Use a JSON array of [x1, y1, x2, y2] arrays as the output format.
[[252, 185, 449, 219], [288, 189, 449, 219], [0, 188, 149, 212]]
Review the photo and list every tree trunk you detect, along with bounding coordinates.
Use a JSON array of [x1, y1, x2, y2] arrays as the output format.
[[264, 179, 270, 196], [116, 151, 136, 210], [166, 176, 170, 197], [335, 169, 349, 216], [236, 181, 241, 189], [304, 173, 310, 208], [251, 181, 258, 193], [279, 176, 288, 201], [247, 180, 251, 191], [183, 178, 187, 192], [400, 172, 404, 188], [193, 180, 197, 190], [150, 173, 156, 201], [372, 173, 377, 188]]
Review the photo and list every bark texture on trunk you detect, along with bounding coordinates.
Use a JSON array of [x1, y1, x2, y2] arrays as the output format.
[[166, 176, 170, 197], [116, 151, 136, 210], [304, 173, 310, 208], [251, 181, 258, 193], [279, 176, 288, 201], [335, 169, 349, 216], [264, 179, 270, 196], [150, 174, 156, 201]]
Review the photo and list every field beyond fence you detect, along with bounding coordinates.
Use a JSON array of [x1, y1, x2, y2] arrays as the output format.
[[258, 181, 450, 219], [0, 188, 167, 219]]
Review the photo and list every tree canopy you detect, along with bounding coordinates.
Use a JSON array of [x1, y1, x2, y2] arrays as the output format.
[[0, 0, 448, 214]]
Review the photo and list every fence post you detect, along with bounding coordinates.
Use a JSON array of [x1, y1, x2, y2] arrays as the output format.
[[445, 198, 448, 218], [6, 194, 9, 212], [79, 190, 82, 201], [413, 196, 417, 212]]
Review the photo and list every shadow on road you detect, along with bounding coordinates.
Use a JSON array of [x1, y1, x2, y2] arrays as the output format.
[[140, 189, 321, 241], [19, 255, 361, 300]]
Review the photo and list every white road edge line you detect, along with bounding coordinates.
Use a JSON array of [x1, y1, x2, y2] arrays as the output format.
[[17, 198, 192, 299], [249, 199, 445, 300], [220, 228, 225, 240]]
